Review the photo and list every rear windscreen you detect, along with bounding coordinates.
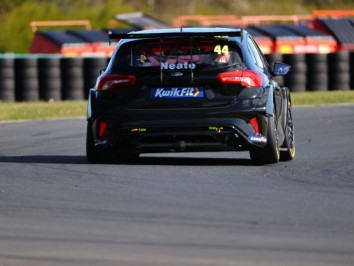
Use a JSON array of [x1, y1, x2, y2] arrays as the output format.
[[113, 38, 244, 72]]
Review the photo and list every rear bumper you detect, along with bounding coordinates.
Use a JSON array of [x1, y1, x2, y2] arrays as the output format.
[[87, 89, 272, 153], [91, 119, 268, 153]]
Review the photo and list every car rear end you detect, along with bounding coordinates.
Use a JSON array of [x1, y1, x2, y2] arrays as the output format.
[[87, 29, 272, 160]]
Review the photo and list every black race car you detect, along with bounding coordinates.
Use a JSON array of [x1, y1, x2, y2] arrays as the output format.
[[86, 27, 295, 164]]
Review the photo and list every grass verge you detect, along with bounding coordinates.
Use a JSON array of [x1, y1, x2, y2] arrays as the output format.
[[0, 90, 354, 122], [291, 90, 354, 106], [0, 101, 87, 121]]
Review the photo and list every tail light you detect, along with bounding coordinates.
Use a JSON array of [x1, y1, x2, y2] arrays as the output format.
[[218, 70, 263, 87], [95, 74, 136, 91]]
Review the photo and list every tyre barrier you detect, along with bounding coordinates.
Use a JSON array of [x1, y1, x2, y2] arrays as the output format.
[[306, 53, 328, 91], [61, 57, 84, 100], [328, 51, 350, 91], [350, 53, 354, 90], [83, 57, 107, 99], [15, 57, 39, 102], [0, 53, 353, 102], [283, 54, 307, 92], [38, 57, 61, 101], [0, 57, 15, 101]]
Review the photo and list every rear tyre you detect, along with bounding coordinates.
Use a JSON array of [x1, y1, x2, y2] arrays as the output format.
[[280, 100, 296, 161], [249, 113, 280, 165], [86, 120, 139, 164]]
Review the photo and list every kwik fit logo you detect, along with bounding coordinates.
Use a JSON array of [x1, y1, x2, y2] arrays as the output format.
[[151, 87, 203, 98]]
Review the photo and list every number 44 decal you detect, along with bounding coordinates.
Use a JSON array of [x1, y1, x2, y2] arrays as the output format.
[[214, 45, 229, 55]]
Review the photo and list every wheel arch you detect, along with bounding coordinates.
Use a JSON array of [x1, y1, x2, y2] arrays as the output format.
[[87, 89, 96, 120], [265, 84, 275, 116]]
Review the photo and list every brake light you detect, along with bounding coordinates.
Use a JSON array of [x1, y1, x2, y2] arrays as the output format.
[[250, 117, 260, 134], [95, 74, 136, 91], [218, 70, 262, 87]]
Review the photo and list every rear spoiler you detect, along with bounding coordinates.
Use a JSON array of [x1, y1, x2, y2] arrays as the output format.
[[108, 29, 243, 40]]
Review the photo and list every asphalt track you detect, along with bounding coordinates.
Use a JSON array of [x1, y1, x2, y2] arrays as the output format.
[[0, 105, 354, 266]]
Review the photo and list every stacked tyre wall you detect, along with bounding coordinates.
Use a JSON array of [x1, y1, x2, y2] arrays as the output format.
[[0, 53, 353, 102], [0, 55, 108, 102], [268, 52, 353, 92]]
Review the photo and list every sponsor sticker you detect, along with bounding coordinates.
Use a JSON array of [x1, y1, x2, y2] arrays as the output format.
[[208, 126, 223, 133], [151, 87, 204, 99], [131, 128, 147, 132], [248, 135, 267, 144], [161, 62, 196, 70]]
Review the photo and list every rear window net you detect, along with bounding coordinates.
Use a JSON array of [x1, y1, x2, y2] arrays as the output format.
[[115, 38, 244, 70]]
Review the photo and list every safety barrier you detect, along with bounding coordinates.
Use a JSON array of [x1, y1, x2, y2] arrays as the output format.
[[0, 53, 353, 102], [83, 57, 108, 99], [38, 57, 61, 101], [0, 57, 15, 101], [283, 54, 307, 92], [15, 57, 39, 101], [328, 51, 351, 91]]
